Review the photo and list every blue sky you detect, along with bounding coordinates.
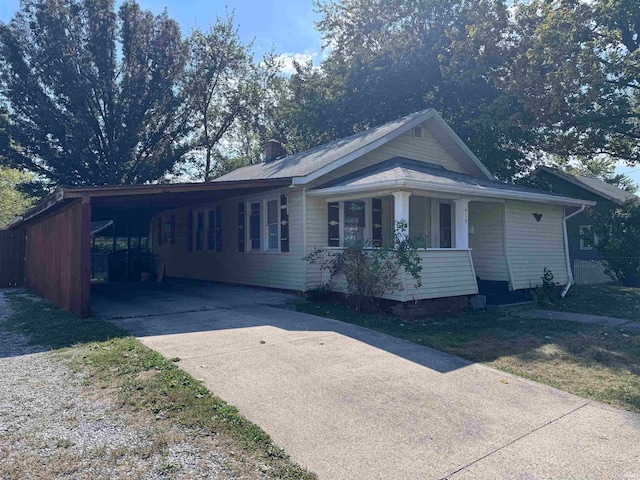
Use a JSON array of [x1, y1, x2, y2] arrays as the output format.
[[0, 0, 325, 72], [1, 0, 638, 185]]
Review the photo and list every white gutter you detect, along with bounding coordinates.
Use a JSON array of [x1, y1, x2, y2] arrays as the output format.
[[561, 204, 587, 298], [307, 178, 597, 208]]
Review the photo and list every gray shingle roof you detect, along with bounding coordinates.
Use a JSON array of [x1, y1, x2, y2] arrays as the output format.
[[538, 167, 637, 204], [318, 158, 569, 197], [214, 110, 434, 182]]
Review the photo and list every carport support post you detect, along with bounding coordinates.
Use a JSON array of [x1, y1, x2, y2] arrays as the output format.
[[393, 191, 411, 239], [78, 196, 92, 318]]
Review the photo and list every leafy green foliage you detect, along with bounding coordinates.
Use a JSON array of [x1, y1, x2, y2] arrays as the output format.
[[501, 0, 640, 165], [0, 166, 34, 226], [0, 0, 190, 186], [281, 0, 533, 180], [589, 200, 640, 286], [304, 222, 422, 312], [184, 13, 282, 181]]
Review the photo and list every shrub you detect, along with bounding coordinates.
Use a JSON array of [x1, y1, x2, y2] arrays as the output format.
[[304, 221, 422, 312]]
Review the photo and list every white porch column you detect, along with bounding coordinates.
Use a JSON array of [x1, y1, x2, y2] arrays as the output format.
[[454, 198, 469, 249], [393, 191, 412, 239]]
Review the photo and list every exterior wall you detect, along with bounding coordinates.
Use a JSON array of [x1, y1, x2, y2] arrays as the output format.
[[401, 250, 478, 301], [566, 212, 600, 261], [307, 124, 468, 189], [534, 169, 607, 263], [505, 201, 569, 290], [23, 200, 91, 317], [468, 202, 509, 282], [152, 187, 307, 292], [313, 249, 478, 302]]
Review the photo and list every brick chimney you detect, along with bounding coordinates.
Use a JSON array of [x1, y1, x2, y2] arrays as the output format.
[[265, 139, 284, 163]]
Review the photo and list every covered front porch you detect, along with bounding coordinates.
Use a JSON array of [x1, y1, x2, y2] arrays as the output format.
[[307, 157, 560, 302]]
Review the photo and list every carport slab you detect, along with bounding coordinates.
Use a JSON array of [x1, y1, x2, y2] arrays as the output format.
[[97, 284, 640, 479]]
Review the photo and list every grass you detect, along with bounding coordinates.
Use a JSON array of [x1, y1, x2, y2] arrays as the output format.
[[291, 298, 640, 414], [3, 291, 316, 480], [550, 283, 640, 322]]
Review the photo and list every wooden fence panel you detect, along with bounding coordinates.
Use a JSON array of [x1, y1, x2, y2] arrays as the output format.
[[0, 229, 25, 287], [23, 199, 91, 317]]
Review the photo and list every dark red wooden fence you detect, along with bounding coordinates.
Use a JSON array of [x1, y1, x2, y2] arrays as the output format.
[[23, 198, 91, 317], [0, 229, 25, 287]]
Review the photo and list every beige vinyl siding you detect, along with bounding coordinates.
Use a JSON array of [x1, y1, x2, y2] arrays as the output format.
[[505, 201, 569, 290], [307, 123, 468, 188], [468, 202, 509, 282], [401, 250, 478, 301], [316, 249, 477, 302], [152, 187, 307, 291], [305, 194, 326, 289]]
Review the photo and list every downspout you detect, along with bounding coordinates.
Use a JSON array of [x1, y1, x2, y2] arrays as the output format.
[[561, 204, 587, 298]]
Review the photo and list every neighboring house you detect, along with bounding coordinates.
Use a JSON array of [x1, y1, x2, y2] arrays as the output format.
[[4, 109, 594, 316], [150, 110, 592, 302], [531, 166, 637, 284]]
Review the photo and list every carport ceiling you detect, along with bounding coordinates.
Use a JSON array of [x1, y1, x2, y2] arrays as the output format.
[[12, 178, 292, 230]]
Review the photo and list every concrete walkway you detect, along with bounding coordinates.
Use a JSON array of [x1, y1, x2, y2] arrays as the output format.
[[93, 281, 640, 480], [520, 309, 640, 332]]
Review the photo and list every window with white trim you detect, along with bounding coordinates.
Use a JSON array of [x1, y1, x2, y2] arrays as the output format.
[[206, 206, 223, 252], [245, 197, 282, 252], [327, 199, 375, 247], [579, 225, 598, 250], [249, 202, 261, 250], [195, 211, 205, 251]]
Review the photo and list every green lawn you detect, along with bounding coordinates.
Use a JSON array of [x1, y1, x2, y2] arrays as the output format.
[[291, 298, 640, 414], [551, 283, 640, 321], [3, 291, 316, 480]]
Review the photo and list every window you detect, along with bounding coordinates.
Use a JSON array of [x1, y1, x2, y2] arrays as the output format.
[[439, 203, 452, 248], [327, 199, 378, 247], [162, 219, 172, 244], [344, 200, 366, 244], [249, 202, 261, 250], [187, 210, 193, 252], [195, 211, 205, 251], [207, 206, 223, 252], [207, 210, 215, 250], [580, 225, 598, 250], [266, 199, 279, 250]]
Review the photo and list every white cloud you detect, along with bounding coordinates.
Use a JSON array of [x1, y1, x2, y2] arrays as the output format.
[[275, 52, 319, 75]]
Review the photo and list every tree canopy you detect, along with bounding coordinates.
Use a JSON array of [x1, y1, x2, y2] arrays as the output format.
[[0, 0, 189, 186]]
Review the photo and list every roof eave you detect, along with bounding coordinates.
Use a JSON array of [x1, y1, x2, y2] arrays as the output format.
[[308, 178, 596, 207], [534, 166, 628, 205]]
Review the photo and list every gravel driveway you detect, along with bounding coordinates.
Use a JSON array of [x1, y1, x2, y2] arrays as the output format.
[[0, 291, 239, 480]]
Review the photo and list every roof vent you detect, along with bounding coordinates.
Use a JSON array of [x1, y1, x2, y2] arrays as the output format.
[[265, 139, 284, 163], [413, 126, 423, 139]]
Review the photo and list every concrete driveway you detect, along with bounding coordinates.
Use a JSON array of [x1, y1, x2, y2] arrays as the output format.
[[92, 280, 640, 480]]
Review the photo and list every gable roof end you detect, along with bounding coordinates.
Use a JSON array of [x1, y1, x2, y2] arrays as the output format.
[[213, 109, 495, 184]]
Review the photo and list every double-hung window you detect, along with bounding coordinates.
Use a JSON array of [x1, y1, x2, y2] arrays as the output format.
[[249, 202, 262, 250], [207, 206, 223, 252], [266, 199, 279, 250], [245, 198, 282, 252], [195, 211, 205, 251], [327, 199, 375, 247]]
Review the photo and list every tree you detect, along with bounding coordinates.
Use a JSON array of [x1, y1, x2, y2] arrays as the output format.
[[185, 14, 282, 181], [588, 199, 640, 286], [281, 0, 533, 180], [0, 166, 34, 226], [0, 0, 190, 187], [501, 0, 640, 166]]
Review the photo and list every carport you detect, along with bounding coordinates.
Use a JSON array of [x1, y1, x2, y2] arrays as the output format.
[[4, 178, 289, 317]]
